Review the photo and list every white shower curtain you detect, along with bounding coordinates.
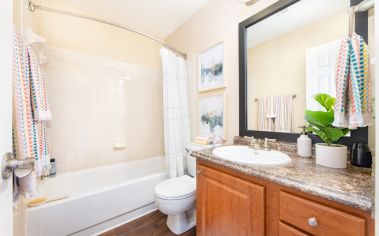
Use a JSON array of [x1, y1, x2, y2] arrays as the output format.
[[160, 48, 191, 178]]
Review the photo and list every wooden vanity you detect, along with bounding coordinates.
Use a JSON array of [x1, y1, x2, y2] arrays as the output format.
[[196, 159, 374, 236]]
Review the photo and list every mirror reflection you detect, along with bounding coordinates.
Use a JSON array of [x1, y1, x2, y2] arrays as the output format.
[[246, 0, 360, 133]]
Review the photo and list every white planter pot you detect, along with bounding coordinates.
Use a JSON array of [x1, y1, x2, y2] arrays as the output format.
[[315, 143, 347, 169]]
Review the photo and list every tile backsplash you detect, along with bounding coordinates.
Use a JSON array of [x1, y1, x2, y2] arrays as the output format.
[[44, 48, 164, 173]]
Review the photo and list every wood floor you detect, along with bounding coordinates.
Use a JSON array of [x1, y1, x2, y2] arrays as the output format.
[[101, 211, 196, 236]]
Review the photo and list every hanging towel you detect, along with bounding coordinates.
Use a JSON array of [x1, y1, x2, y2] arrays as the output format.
[[28, 48, 52, 176], [13, 31, 38, 198], [13, 31, 52, 199], [274, 95, 294, 133], [257, 97, 269, 131], [334, 33, 372, 129], [257, 95, 293, 132]]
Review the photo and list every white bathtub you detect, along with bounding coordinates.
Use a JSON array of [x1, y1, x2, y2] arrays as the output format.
[[26, 156, 166, 236]]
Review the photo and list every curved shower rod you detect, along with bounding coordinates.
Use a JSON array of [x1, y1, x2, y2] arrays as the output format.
[[27, 1, 187, 59]]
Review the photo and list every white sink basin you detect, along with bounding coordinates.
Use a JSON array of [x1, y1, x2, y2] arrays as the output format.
[[212, 145, 291, 166]]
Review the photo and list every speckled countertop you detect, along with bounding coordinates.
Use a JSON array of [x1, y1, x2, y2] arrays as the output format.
[[192, 143, 373, 212]]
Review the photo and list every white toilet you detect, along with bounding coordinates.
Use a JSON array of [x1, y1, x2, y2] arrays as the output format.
[[154, 150, 198, 235]]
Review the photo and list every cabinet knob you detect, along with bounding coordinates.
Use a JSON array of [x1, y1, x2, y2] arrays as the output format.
[[308, 217, 318, 227], [197, 169, 202, 175]]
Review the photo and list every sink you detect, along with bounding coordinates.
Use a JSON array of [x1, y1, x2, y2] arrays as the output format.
[[212, 146, 291, 166]]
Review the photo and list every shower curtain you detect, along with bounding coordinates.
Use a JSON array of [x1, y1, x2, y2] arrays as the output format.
[[160, 48, 191, 178]]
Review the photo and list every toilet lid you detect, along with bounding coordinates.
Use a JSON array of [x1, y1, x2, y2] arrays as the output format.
[[155, 175, 196, 199]]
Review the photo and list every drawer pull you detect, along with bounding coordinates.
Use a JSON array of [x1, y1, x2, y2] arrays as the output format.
[[197, 170, 202, 175], [308, 217, 318, 227]]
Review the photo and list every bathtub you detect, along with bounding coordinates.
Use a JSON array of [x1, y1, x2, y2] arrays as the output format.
[[26, 156, 166, 236]]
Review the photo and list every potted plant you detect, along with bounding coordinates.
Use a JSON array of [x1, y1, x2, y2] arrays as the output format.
[[305, 93, 350, 168]]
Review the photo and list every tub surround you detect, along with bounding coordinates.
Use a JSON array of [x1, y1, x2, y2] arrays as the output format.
[[192, 138, 373, 212]]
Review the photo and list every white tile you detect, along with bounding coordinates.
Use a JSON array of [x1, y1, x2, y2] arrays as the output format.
[[45, 48, 164, 173]]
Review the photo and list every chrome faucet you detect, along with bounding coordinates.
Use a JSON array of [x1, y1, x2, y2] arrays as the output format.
[[263, 138, 277, 151]]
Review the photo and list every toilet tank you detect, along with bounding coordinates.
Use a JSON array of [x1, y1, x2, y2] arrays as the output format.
[[185, 142, 209, 177], [187, 154, 196, 177]]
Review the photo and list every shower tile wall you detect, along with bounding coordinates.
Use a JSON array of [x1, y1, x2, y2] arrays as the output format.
[[44, 48, 164, 173]]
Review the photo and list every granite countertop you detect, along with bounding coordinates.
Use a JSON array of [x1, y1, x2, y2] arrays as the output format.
[[192, 145, 373, 212]]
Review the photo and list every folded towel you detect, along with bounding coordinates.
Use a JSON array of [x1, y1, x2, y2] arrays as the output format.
[[194, 136, 211, 145]]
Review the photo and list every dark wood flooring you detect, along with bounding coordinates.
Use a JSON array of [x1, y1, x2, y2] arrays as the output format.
[[101, 210, 196, 236]]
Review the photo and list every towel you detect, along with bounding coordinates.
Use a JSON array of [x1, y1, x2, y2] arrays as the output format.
[[194, 136, 211, 145], [13, 31, 52, 200], [28, 49, 52, 176], [334, 33, 373, 129], [257, 95, 293, 132], [275, 95, 294, 132]]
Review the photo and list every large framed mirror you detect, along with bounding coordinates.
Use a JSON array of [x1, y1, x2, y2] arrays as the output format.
[[239, 0, 371, 145]]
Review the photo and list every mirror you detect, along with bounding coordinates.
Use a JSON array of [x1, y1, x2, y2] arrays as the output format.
[[239, 0, 371, 144]]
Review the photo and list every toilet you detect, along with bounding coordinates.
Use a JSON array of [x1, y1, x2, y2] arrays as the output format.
[[154, 145, 200, 235]]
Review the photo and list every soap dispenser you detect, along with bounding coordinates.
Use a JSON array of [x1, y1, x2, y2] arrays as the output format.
[[297, 127, 312, 158]]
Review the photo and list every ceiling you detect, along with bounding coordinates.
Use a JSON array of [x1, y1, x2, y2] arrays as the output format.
[[247, 0, 350, 48], [62, 0, 211, 40]]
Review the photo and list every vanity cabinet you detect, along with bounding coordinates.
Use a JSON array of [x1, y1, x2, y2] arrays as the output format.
[[196, 160, 374, 236], [196, 164, 265, 236]]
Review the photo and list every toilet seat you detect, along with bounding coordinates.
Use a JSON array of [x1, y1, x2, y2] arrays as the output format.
[[155, 175, 195, 200]]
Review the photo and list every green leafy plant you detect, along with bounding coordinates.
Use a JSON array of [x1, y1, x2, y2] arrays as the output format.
[[305, 93, 349, 145]]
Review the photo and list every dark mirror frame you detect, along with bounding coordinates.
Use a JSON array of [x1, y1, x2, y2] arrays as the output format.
[[238, 0, 369, 147]]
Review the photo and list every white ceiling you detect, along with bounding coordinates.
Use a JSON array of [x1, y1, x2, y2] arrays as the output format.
[[247, 0, 350, 48], [62, 0, 211, 40]]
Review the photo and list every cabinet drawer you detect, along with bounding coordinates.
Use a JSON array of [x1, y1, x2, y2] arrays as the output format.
[[279, 222, 310, 236], [279, 191, 365, 236]]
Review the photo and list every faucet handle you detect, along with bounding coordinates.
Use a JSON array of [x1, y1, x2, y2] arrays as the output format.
[[263, 138, 277, 150]]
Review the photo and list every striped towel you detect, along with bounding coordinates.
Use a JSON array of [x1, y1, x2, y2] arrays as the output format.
[[28, 48, 52, 176], [13, 31, 51, 199], [334, 33, 373, 129]]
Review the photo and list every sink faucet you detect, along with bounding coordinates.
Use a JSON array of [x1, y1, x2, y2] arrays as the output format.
[[263, 138, 277, 151], [245, 136, 261, 150]]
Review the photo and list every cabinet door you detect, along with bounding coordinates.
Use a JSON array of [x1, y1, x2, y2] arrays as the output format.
[[197, 165, 265, 236]]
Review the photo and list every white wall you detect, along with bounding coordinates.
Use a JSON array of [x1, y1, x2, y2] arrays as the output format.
[[0, 1, 14, 236]]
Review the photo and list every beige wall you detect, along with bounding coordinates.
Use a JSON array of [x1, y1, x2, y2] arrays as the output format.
[[14, 0, 162, 70], [165, 0, 274, 142], [247, 10, 348, 132]]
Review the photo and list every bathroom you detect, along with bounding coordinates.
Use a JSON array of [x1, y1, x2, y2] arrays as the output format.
[[0, 0, 378, 235]]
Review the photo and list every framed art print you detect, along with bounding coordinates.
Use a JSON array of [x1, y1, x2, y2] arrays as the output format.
[[198, 42, 224, 92], [198, 93, 226, 139]]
